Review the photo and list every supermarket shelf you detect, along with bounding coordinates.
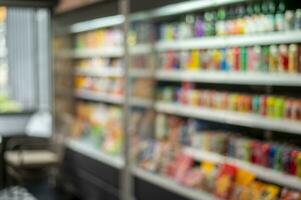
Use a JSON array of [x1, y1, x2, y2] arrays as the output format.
[[156, 31, 301, 51], [129, 69, 153, 78], [72, 47, 123, 58], [75, 90, 124, 104], [131, 0, 248, 21], [130, 98, 152, 108], [156, 70, 301, 86], [155, 102, 301, 135], [75, 67, 123, 77], [133, 168, 218, 200], [129, 44, 152, 55], [184, 147, 301, 191], [66, 138, 124, 169], [69, 15, 124, 33]]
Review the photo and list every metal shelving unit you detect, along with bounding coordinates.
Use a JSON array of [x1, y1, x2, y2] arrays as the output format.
[[156, 31, 301, 51], [156, 102, 301, 135], [53, 0, 301, 199], [156, 70, 301, 86]]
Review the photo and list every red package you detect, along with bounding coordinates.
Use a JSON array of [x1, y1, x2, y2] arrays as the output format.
[[174, 153, 194, 184], [289, 150, 299, 175], [215, 164, 237, 199], [251, 141, 262, 165], [260, 96, 268, 116], [285, 99, 293, 119], [182, 168, 204, 188]]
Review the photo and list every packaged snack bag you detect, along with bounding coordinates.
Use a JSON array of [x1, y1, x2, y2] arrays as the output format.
[[201, 161, 217, 192], [230, 169, 256, 200], [257, 184, 280, 200], [215, 164, 237, 199], [250, 181, 266, 200], [182, 168, 204, 188], [174, 153, 193, 183]]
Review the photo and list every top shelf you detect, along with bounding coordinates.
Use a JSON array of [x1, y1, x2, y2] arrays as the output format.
[[147, 0, 249, 19], [156, 31, 301, 51], [65, 0, 249, 34]]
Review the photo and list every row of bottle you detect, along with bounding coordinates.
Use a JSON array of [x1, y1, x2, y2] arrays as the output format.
[[159, 1, 301, 40], [160, 44, 301, 73], [191, 131, 301, 177], [159, 84, 301, 121]]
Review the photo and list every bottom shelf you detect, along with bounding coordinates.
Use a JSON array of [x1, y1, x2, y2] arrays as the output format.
[[183, 147, 301, 191], [65, 138, 124, 169], [132, 168, 218, 200]]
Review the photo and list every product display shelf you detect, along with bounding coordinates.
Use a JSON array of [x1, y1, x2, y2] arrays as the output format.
[[75, 90, 124, 104], [132, 168, 219, 200], [156, 70, 301, 86], [156, 31, 301, 51], [75, 67, 123, 77], [156, 102, 301, 135], [184, 147, 301, 191], [131, 0, 249, 20], [66, 138, 124, 169], [72, 47, 123, 58]]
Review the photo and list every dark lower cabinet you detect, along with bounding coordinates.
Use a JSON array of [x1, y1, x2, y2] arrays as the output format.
[[61, 148, 120, 200], [134, 178, 189, 200]]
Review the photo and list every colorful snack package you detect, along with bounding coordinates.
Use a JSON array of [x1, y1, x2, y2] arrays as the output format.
[[257, 184, 280, 200], [229, 169, 256, 200], [182, 168, 204, 188], [201, 161, 217, 192], [215, 164, 237, 199]]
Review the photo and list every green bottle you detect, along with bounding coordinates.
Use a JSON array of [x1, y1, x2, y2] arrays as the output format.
[[240, 47, 247, 72]]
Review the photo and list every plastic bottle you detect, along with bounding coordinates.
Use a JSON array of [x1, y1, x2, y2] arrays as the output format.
[[253, 3, 262, 33], [240, 47, 247, 71], [288, 44, 299, 73], [220, 48, 228, 71], [284, 10, 295, 31], [245, 3, 254, 34], [195, 16, 205, 37], [275, 0, 286, 32], [267, 0, 276, 32], [279, 44, 289, 72], [295, 9, 301, 30], [261, 46, 269, 72], [233, 47, 240, 71], [269, 45, 279, 72], [216, 8, 226, 36], [253, 46, 262, 72], [261, 1, 270, 33], [204, 12, 215, 36]]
